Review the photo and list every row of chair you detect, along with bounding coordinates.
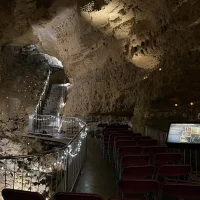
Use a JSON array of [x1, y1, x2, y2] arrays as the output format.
[[2, 183, 200, 200], [120, 164, 192, 182], [98, 124, 200, 199], [117, 180, 200, 199], [2, 124, 200, 200], [100, 125, 182, 172]]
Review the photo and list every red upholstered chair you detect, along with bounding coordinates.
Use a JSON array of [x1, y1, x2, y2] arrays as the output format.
[[2, 189, 44, 200], [143, 146, 167, 157], [115, 140, 138, 151], [113, 137, 135, 158], [114, 136, 134, 145], [119, 155, 150, 173], [121, 165, 155, 180], [156, 164, 192, 183], [117, 180, 160, 199], [101, 131, 116, 146], [153, 153, 182, 167], [109, 133, 125, 147], [54, 192, 104, 200], [114, 142, 138, 168], [102, 132, 119, 158], [134, 136, 151, 141], [137, 139, 158, 147], [161, 183, 200, 199], [117, 147, 143, 169], [143, 146, 167, 164], [118, 130, 133, 134], [108, 133, 126, 161]]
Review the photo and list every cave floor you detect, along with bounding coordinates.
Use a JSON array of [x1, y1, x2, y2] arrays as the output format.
[[74, 137, 118, 199]]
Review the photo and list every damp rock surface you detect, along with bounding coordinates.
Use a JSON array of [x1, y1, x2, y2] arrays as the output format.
[[0, 0, 199, 128]]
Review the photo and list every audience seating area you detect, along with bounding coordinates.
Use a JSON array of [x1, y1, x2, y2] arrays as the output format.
[[2, 123, 200, 200], [96, 123, 200, 199]]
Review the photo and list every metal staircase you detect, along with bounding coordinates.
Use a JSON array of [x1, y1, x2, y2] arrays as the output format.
[[29, 82, 68, 135], [42, 84, 65, 115]]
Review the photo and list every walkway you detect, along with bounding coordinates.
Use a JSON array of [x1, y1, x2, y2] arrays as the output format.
[[27, 134, 71, 144], [74, 137, 118, 199]]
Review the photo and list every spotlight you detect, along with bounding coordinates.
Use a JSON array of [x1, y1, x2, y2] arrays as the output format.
[[175, 104, 178, 107], [190, 102, 194, 106]]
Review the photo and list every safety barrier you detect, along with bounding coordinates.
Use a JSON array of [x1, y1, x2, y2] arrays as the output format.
[[29, 115, 84, 137], [144, 126, 167, 146], [144, 126, 200, 184], [0, 117, 87, 200], [35, 70, 51, 115]]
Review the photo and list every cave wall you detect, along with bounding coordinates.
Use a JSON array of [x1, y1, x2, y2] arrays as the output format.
[[0, 0, 199, 130], [0, 46, 47, 136], [64, 60, 145, 116]]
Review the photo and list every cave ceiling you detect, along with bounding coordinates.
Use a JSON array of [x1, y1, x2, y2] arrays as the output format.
[[0, 0, 199, 122]]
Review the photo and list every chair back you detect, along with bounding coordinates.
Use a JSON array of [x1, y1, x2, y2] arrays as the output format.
[[143, 146, 167, 156], [162, 183, 200, 198], [116, 141, 137, 150], [115, 136, 134, 144], [114, 137, 134, 150], [153, 153, 182, 166], [117, 180, 159, 197], [109, 133, 124, 141], [120, 155, 150, 168], [134, 136, 151, 141], [157, 164, 191, 179], [121, 165, 154, 180], [54, 192, 104, 200], [118, 147, 142, 158], [2, 189, 44, 200], [137, 139, 158, 147]]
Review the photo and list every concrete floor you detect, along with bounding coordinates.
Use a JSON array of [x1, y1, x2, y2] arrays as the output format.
[[74, 137, 118, 199]]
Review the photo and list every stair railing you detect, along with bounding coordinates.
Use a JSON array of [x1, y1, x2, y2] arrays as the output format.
[[0, 117, 87, 199], [29, 70, 51, 133], [35, 70, 51, 115]]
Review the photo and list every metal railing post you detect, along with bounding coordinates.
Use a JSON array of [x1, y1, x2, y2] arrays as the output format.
[[0, 117, 87, 200]]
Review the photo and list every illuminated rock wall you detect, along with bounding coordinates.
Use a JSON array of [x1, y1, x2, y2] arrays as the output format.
[[0, 0, 199, 128]]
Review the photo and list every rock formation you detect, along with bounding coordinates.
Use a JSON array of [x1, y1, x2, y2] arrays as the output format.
[[0, 0, 199, 130]]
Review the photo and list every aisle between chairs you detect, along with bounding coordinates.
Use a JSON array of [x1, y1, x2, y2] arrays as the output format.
[[73, 137, 118, 199]]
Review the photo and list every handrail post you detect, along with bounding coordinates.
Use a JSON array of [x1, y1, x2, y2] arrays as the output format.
[[0, 117, 87, 200]]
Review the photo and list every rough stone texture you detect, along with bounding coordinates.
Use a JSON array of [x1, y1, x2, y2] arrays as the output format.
[[0, 0, 200, 197], [0, 46, 53, 135], [0, 136, 65, 200], [64, 60, 145, 116], [0, 0, 199, 129]]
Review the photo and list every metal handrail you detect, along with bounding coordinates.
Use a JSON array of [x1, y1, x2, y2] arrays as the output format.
[[144, 125, 200, 184], [0, 119, 86, 159], [34, 70, 51, 115], [0, 117, 87, 160], [0, 117, 87, 199]]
